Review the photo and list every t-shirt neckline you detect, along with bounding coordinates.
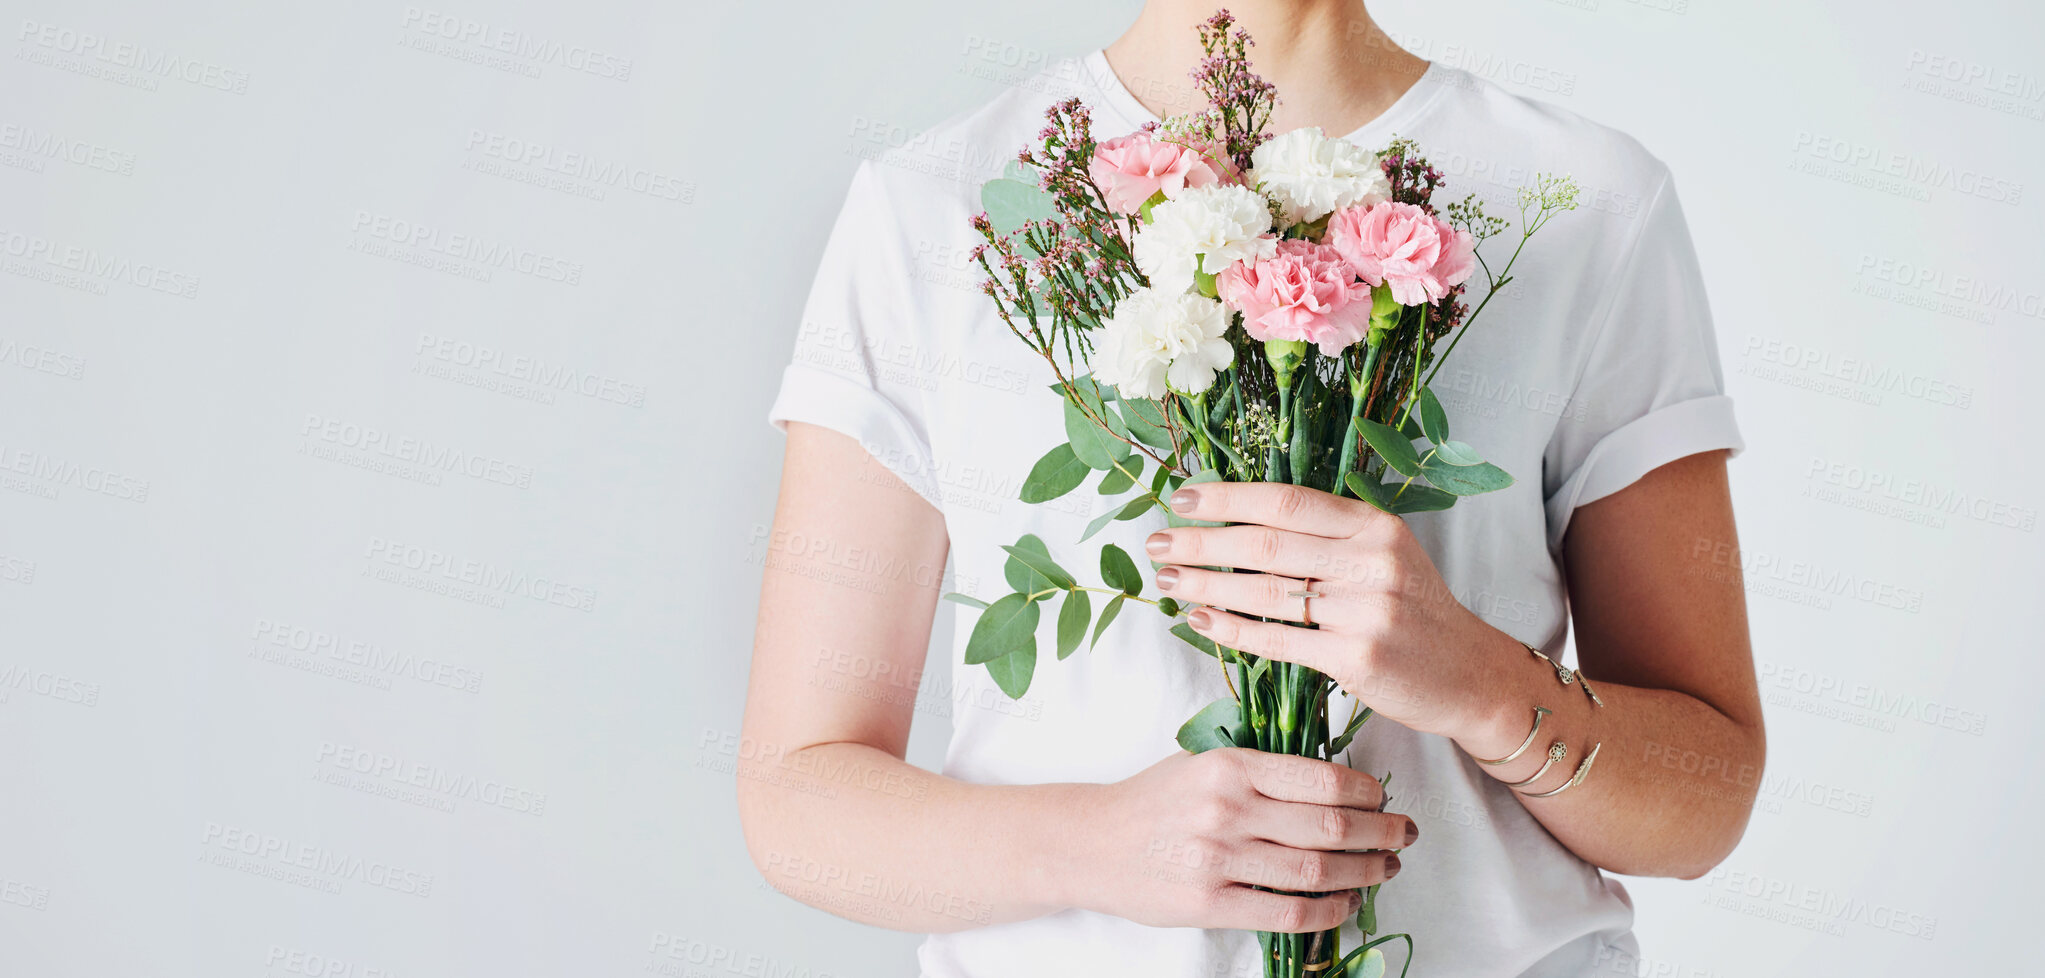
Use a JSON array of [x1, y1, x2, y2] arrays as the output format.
[[1079, 48, 1450, 147]]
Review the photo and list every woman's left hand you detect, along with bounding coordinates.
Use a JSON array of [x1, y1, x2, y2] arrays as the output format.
[[1146, 480, 1518, 739]]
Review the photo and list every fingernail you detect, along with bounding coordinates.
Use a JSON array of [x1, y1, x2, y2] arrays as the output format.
[[1170, 489, 1199, 511], [1347, 889, 1363, 910], [1145, 532, 1170, 555], [1403, 820, 1419, 846], [1155, 567, 1180, 590], [1384, 853, 1402, 877], [1188, 608, 1213, 629]]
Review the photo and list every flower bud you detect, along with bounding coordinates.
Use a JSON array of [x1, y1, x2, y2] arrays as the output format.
[[1264, 338, 1308, 388], [1365, 283, 1402, 347]]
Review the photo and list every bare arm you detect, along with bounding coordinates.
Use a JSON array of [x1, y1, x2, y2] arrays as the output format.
[[1150, 450, 1765, 880], [1470, 449, 1765, 877], [739, 423, 1410, 933]]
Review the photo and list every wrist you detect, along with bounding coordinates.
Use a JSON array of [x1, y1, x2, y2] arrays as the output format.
[[1028, 781, 1111, 914], [1450, 631, 1546, 760]]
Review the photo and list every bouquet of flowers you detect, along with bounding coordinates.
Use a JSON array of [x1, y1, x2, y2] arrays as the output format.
[[945, 12, 1578, 977]]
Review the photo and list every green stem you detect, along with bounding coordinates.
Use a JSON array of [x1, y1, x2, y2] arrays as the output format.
[[1333, 344, 1381, 497]]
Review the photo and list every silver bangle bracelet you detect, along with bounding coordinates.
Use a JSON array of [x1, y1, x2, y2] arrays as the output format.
[[1475, 706, 1552, 766], [1520, 741, 1603, 798], [1502, 741, 1568, 789]]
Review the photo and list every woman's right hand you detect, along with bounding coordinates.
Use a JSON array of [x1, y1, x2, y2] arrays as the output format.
[[1068, 748, 1416, 933]]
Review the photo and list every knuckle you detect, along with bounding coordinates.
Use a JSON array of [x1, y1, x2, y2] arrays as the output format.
[[1272, 899, 1311, 933], [1261, 574, 1293, 606], [1295, 852, 1328, 889], [1318, 806, 1351, 847], [1250, 529, 1283, 565], [1272, 484, 1313, 521]]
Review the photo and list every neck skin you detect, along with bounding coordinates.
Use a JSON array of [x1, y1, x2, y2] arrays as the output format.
[[1102, 0, 1428, 137]]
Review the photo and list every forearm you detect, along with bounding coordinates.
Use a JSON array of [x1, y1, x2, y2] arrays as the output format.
[[1450, 630, 1765, 879], [736, 741, 1095, 932]]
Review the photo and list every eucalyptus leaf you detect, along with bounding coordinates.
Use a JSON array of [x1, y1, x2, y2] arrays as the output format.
[[1431, 439, 1485, 467], [1165, 469, 1226, 528], [1079, 495, 1153, 543], [1096, 463, 1138, 495], [980, 178, 1056, 237], [1000, 543, 1075, 590], [1175, 697, 1245, 753], [1020, 443, 1089, 503], [1100, 544, 1143, 595], [1157, 597, 1181, 617], [1420, 458, 1514, 495], [964, 593, 1039, 665], [1387, 483, 1458, 514], [1068, 376, 1132, 437], [1003, 534, 1057, 592], [1111, 494, 1155, 521], [1065, 399, 1133, 470], [1171, 621, 1220, 658], [1091, 593, 1125, 649], [1417, 388, 1451, 446], [1120, 397, 1176, 451], [941, 592, 989, 610], [1345, 472, 1393, 515], [1342, 946, 1386, 978], [1357, 419, 1423, 478], [983, 642, 1037, 699], [1050, 374, 1119, 401], [1055, 589, 1090, 660]]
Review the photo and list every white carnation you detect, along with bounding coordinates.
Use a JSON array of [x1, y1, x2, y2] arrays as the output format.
[[1093, 288, 1235, 400], [1132, 184, 1277, 294], [1249, 127, 1390, 225]]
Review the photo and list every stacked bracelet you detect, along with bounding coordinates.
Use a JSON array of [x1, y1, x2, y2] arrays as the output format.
[[1524, 642, 1604, 709], [1502, 741, 1567, 789], [1474, 706, 1552, 766], [1519, 741, 1602, 798]]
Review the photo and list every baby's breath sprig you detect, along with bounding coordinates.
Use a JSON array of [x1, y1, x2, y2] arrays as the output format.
[[1192, 10, 1279, 172]]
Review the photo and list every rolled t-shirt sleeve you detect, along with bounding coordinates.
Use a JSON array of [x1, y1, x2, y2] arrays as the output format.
[[768, 162, 945, 510], [1542, 170, 1743, 549]]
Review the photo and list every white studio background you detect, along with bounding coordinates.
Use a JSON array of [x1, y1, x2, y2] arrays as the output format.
[[0, 1, 2038, 976]]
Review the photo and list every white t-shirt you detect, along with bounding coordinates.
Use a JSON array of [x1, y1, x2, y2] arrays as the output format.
[[768, 50, 1742, 978]]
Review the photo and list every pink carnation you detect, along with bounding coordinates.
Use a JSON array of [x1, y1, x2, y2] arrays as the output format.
[[1326, 201, 1477, 306], [1214, 239, 1374, 356], [1088, 131, 1226, 216]]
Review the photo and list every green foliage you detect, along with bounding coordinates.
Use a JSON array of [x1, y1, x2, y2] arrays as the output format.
[[1358, 419, 1423, 478], [984, 644, 1036, 698], [1099, 544, 1143, 595], [964, 593, 1039, 665], [1020, 443, 1089, 503], [1175, 696, 1248, 753], [1065, 398, 1132, 470], [1120, 397, 1176, 450], [980, 177, 1056, 241], [1056, 589, 1090, 660], [1003, 535, 1066, 591], [1091, 593, 1125, 649], [1170, 621, 1220, 658]]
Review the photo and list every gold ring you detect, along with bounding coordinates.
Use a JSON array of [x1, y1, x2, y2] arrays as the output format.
[[1287, 577, 1322, 625]]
